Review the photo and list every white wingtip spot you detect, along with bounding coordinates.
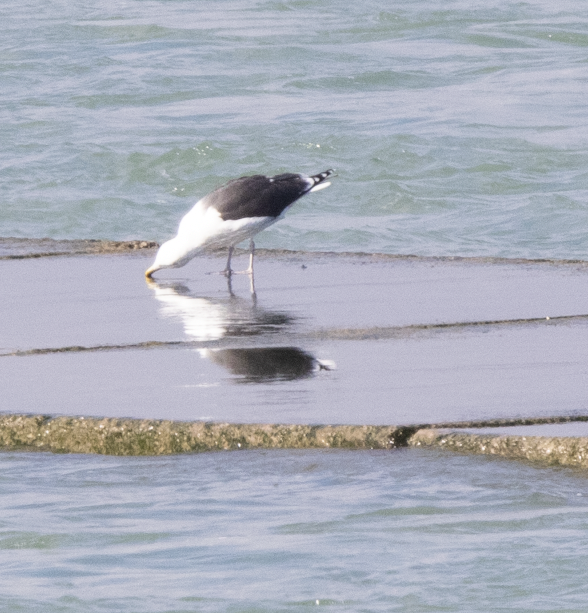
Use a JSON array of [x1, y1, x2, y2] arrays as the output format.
[[309, 181, 331, 192], [316, 358, 336, 371]]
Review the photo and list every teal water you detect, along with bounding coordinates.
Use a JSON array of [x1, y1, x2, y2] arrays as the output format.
[[2, 449, 588, 612], [2, 0, 588, 258]]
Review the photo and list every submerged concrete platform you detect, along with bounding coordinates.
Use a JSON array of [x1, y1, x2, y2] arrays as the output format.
[[2, 246, 588, 434], [2, 413, 588, 470]]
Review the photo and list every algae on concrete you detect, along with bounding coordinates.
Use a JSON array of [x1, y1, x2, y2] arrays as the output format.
[[0, 414, 401, 456], [3, 413, 588, 469], [409, 429, 588, 469]]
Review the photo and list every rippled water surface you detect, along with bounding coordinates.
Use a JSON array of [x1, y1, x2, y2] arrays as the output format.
[[2, 0, 588, 258], [2, 449, 588, 612]]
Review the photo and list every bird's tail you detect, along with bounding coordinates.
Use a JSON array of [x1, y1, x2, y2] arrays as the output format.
[[308, 169, 336, 192]]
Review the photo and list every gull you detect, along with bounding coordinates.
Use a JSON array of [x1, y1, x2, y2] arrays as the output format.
[[145, 169, 334, 278]]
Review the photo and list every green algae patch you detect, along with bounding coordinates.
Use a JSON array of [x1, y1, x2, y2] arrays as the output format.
[[409, 429, 588, 469], [0, 414, 401, 456], [4, 414, 588, 464]]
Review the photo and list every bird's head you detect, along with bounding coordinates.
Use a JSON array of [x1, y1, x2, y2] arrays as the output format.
[[145, 237, 185, 279]]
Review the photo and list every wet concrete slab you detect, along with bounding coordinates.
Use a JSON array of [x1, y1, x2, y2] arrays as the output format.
[[2, 250, 588, 425], [461, 422, 588, 437], [2, 250, 588, 352], [2, 324, 588, 424]]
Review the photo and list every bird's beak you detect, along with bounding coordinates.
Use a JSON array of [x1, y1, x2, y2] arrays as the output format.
[[145, 265, 157, 279]]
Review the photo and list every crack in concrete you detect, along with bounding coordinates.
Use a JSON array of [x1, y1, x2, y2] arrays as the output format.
[[3, 312, 588, 357]]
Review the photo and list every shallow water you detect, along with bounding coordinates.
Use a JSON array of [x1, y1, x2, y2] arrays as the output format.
[[2, 449, 588, 612], [2, 0, 588, 258], [3, 252, 588, 425]]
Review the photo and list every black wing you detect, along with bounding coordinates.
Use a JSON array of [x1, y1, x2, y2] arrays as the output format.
[[203, 170, 334, 221]]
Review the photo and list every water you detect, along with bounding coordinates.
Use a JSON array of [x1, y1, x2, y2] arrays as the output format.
[[2, 0, 588, 258], [4, 1, 588, 610], [2, 449, 588, 612]]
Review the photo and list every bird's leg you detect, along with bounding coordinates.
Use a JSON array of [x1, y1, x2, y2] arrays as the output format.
[[222, 246, 234, 276], [247, 239, 256, 296], [234, 239, 255, 275], [249, 269, 256, 297], [226, 273, 235, 296], [247, 239, 255, 274], [206, 246, 234, 276]]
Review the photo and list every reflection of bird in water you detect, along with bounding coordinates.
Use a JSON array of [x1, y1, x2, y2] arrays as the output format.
[[145, 169, 335, 279], [200, 347, 335, 383], [146, 280, 295, 341], [147, 281, 336, 382]]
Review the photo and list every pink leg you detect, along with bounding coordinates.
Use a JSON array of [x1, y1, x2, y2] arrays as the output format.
[[234, 239, 255, 275]]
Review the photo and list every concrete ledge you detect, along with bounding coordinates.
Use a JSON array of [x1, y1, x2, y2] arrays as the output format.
[[0, 238, 158, 259], [3, 413, 588, 467], [0, 414, 402, 456], [410, 429, 588, 469]]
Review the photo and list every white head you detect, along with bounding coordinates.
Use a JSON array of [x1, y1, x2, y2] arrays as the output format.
[[145, 237, 191, 278]]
